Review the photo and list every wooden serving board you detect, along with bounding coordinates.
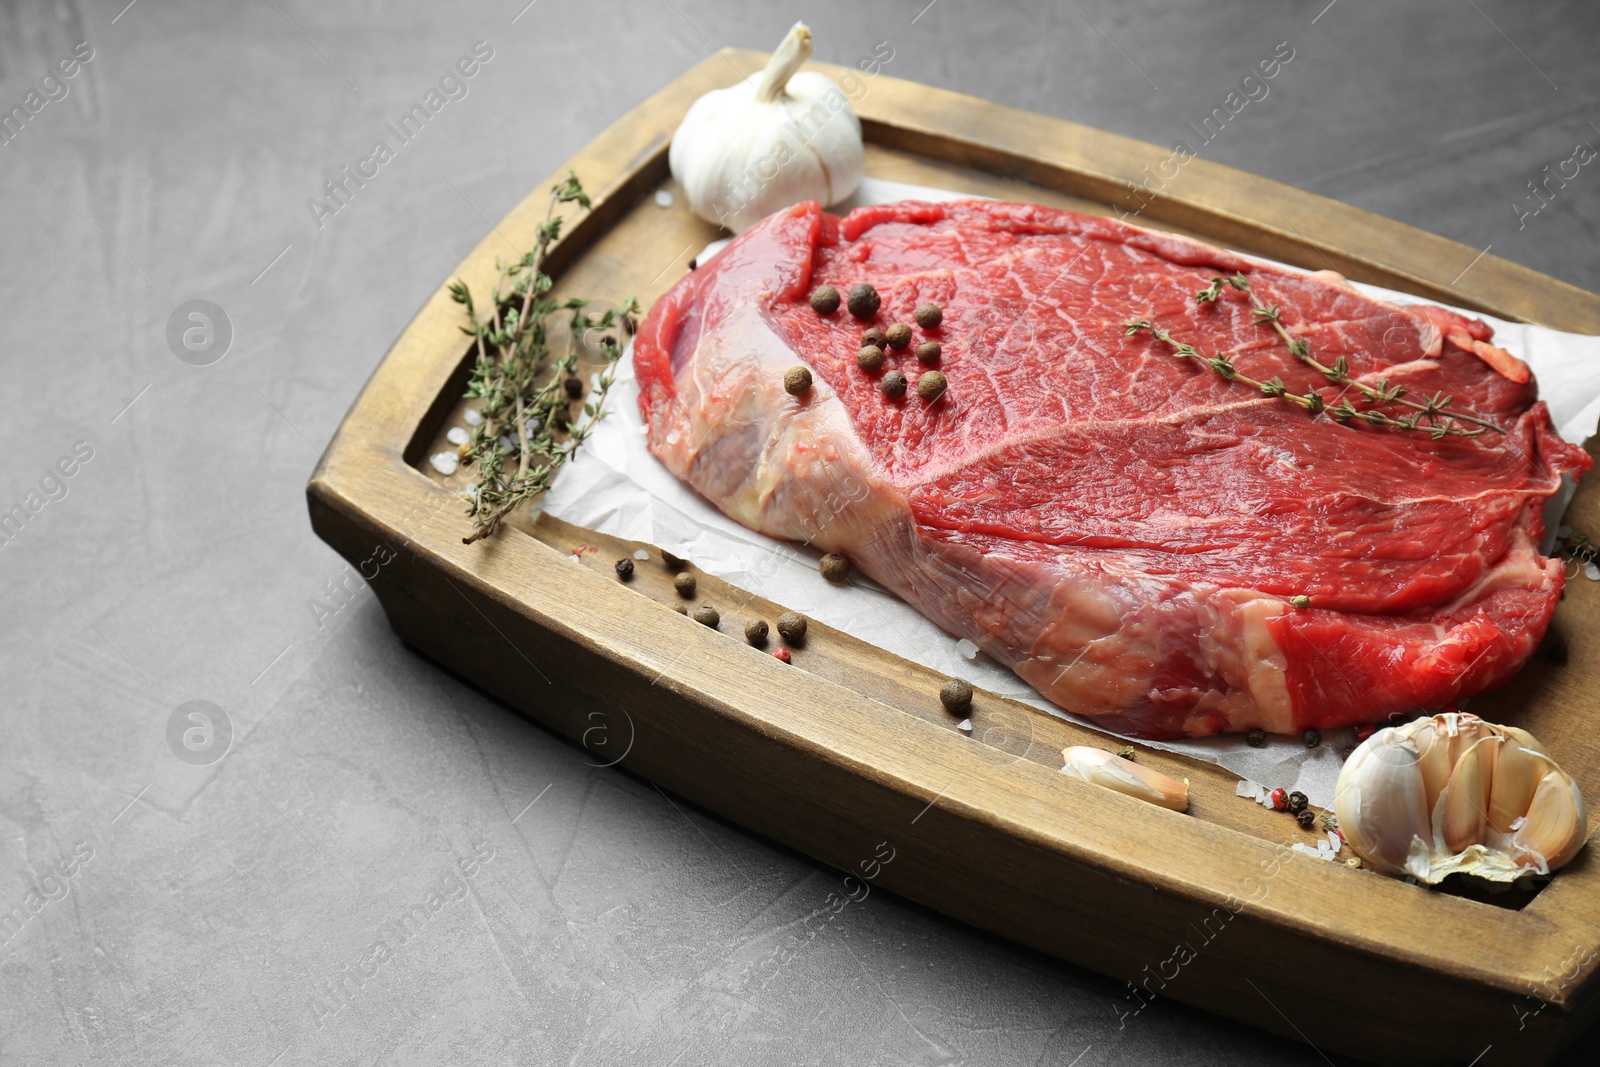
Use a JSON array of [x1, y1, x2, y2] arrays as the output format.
[[307, 51, 1600, 1065]]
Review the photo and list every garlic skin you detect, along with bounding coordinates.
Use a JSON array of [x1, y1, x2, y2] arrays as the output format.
[[1335, 712, 1588, 884], [669, 22, 864, 233], [1061, 747, 1190, 812]]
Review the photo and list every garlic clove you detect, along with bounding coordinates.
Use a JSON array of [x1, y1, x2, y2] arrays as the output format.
[[1513, 765, 1587, 870], [1336, 712, 1588, 885], [1335, 730, 1432, 874], [1487, 736, 1547, 834], [1439, 736, 1494, 853], [1060, 747, 1189, 812]]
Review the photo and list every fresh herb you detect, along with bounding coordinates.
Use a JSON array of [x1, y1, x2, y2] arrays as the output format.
[[1116, 745, 1136, 761], [1221, 273, 1499, 437], [455, 171, 639, 544]]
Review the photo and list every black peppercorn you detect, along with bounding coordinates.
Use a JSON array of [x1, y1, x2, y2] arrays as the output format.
[[1302, 728, 1321, 749], [915, 341, 941, 365], [820, 553, 850, 582], [1296, 809, 1316, 829], [846, 283, 880, 319], [614, 558, 634, 582], [745, 619, 769, 646], [776, 611, 807, 645], [885, 323, 912, 349], [856, 345, 885, 372], [1287, 790, 1308, 813], [564, 377, 584, 399], [880, 369, 908, 399], [939, 678, 974, 714], [914, 303, 943, 329], [917, 370, 946, 402], [784, 366, 813, 396], [693, 604, 720, 628], [1246, 728, 1266, 748], [674, 572, 696, 598], [810, 285, 841, 314]]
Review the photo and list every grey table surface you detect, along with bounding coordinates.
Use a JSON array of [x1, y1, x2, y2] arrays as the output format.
[[2, 1, 1598, 1064]]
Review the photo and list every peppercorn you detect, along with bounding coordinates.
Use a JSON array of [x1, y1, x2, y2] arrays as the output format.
[[661, 550, 687, 571], [880, 369, 908, 399], [776, 611, 807, 645], [917, 370, 946, 402], [674, 604, 687, 614], [1302, 728, 1321, 749], [939, 678, 974, 714], [693, 604, 720, 628], [1287, 790, 1308, 814], [1548, 640, 1569, 665], [1246, 728, 1266, 748], [847, 283, 880, 319], [1296, 809, 1316, 829], [810, 285, 841, 314], [914, 303, 943, 329], [564, 377, 584, 399], [674, 572, 697, 598], [862, 326, 887, 348], [820, 553, 850, 583], [885, 323, 912, 349], [915, 341, 941, 365], [772, 646, 792, 663], [614, 558, 634, 582], [1340, 746, 1355, 761], [1269, 787, 1288, 811], [784, 366, 813, 396], [745, 619, 769, 646], [856, 345, 885, 372]]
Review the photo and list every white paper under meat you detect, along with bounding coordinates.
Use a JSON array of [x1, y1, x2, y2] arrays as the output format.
[[538, 177, 1600, 808]]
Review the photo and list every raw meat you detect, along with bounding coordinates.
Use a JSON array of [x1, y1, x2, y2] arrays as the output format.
[[634, 199, 1590, 737]]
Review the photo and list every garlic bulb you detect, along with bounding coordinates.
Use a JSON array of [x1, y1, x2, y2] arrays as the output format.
[[669, 22, 864, 233], [1335, 712, 1588, 884], [1061, 747, 1189, 812]]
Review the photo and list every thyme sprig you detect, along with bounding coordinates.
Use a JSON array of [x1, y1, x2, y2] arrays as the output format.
[[1124, 318, 1328, 416], [1203, 273, 1502, 438], [455, 171, 639, 544]]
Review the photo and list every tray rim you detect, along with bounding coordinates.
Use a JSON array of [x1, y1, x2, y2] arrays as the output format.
[[308, 49, 1600, 1062]]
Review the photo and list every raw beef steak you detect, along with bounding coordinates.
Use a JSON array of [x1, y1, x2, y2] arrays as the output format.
[[634, 199, 1589, 737]]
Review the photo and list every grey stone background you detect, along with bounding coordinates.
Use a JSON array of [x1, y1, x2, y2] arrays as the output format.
[[1, 1, 1597, 1064]]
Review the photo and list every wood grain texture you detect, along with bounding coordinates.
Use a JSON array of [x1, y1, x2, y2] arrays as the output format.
[[308, 52, 1600, 1065]]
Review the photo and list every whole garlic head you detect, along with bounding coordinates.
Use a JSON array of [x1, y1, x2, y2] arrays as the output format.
[[669, 22, 864, 232], [1335, 712, 1588, 884]]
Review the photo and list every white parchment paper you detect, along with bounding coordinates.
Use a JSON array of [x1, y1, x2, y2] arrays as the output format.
[[538, 178, 1600, 807]]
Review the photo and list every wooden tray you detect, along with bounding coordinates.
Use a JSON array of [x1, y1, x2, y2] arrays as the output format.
[[307, 51, 1600, 1065]]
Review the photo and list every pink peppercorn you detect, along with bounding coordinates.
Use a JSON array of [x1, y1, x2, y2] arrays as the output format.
[[772, 647, 791, 663], [1270, 787, 1289, 811]]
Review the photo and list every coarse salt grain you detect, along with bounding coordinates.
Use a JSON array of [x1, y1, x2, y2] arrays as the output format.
[[956, 638, 979, 660], [633, 549, 649, 561], [1327, 830, 1342, 853], [429, 452, 459, 475], [1235, 780, 1256, 798], [1586, 561, 1598, 581], [446, 426, 469, 445], [655, 189, 674, 208], [957, 718, 973, 733], [463, 408, 483, 426]]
